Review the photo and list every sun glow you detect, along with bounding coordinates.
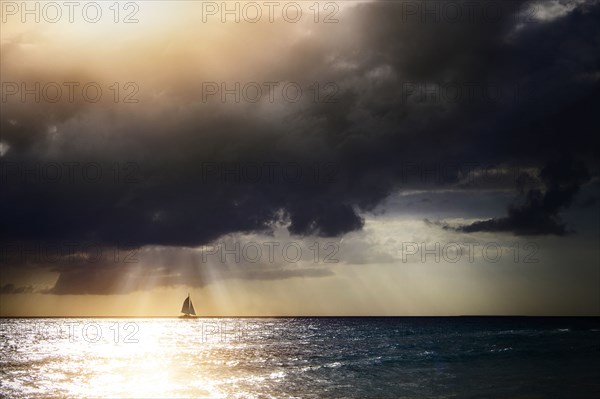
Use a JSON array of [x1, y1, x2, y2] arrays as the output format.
[[42, 319, 225, 398]]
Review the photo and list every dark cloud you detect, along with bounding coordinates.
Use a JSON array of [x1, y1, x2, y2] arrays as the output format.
[[456, 157, 591, 235], [0, 240, 335, 295], [46, 260, 334, 295], [579, 196, 599, 208], [47, 265, 195, 295], [1, 0, 599, 278], [0, 284, 35, 294]]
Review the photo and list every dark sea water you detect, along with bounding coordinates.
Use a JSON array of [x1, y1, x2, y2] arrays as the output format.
[[1, 317, 599, 398]]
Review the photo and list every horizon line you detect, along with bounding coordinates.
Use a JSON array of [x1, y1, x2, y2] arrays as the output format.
[[2, 315, 599, 319]]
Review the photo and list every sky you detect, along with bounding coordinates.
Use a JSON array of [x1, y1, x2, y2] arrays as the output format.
[[1, 0, 599, 316]]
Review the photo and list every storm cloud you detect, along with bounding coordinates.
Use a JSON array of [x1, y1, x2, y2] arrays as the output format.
[[1, 1, 599, 294], [456, 157, 591, 235]]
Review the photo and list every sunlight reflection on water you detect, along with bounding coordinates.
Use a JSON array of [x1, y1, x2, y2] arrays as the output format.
[[1, 317, 599, 398], [1, 318, 285, 398]]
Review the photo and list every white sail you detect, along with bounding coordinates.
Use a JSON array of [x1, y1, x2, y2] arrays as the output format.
[[188, 298, 196, 315], [181, 297, 190, 314], [181, 295, 196, 315]]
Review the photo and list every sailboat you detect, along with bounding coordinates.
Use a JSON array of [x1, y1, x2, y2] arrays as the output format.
[[180, 293, 197, 318]]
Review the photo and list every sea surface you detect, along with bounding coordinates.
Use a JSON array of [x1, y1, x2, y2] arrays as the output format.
[[1, 317, 599, 398]]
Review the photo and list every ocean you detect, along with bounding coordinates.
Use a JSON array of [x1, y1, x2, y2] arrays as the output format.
[[1, 317, 599, 398]]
